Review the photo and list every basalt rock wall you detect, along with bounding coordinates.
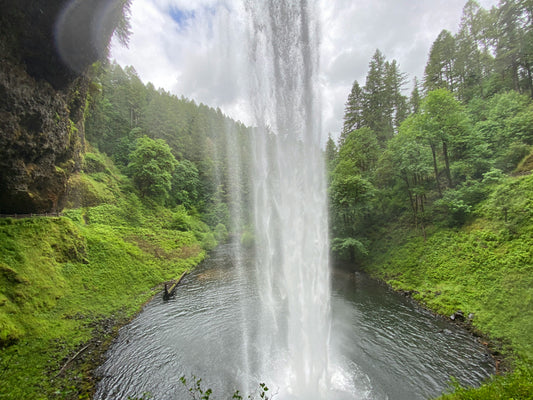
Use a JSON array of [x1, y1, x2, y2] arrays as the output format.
[[0, 0, 126, 213]]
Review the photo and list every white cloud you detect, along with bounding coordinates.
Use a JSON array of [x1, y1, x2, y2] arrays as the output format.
[[111, 0, 500, 139]]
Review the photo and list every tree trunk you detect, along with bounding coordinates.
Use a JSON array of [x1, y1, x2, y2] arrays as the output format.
[[431, 144, 442, 196], [403, 175, 417, 227], [442, 141, 453, 187]]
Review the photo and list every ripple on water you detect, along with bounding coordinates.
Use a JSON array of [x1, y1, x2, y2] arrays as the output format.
[[95, 245, 494, 400]]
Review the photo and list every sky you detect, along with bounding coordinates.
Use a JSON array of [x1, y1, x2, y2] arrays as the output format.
[[110, 0, 499, 141]]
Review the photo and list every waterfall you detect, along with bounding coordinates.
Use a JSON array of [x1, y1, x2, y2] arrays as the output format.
[[243, 1, 331, 398]]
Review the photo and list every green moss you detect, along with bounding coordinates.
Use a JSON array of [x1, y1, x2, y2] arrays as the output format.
[[438, 362, 533, 399], [0, 155, 211, 399], [82, 152, 110, 174], [364, 174, 533, 398]]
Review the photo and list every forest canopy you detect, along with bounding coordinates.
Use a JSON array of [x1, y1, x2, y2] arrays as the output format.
[[328, 0, 533, 260]]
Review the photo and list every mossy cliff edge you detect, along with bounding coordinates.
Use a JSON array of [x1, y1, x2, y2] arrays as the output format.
[[0, 0, 126, 213]]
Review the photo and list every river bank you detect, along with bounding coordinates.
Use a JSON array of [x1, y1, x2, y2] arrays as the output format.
[[0, 207, 209, 399], [48, 281, 174, 399], [362, 267, 532, 399], [359, 173, 533, 399]]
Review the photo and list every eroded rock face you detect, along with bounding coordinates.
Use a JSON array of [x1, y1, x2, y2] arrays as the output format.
[[0, 0, 124, 213], [0, 63, 86, 213]]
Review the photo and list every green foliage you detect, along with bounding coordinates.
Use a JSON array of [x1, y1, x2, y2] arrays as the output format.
[[240, 230, 255, 249], [0, 157, 213, 399], [432, 179, 490, 227], [83, 151, 110, 173], [179, 375, 274, 400], [203, 198, 231, 229], [338, 127, 379, 175], [328, 3, 533, 398], [343, 50, 408, 145], [364, 174, 533, 362], [201, 232, 218, 252], [475, 91, 533, 172], [85, 62, 254, 219], [433, 195, 472, 227], [127, 135, 178, 202], [171, 159, 201, 208], [424, 30, 456, 93], [331, 237, 368, 261], [438, 362, 533, 400], [324, 134, 338, 174], [477, 173, 533, 228], [329, 164, 376, 236]]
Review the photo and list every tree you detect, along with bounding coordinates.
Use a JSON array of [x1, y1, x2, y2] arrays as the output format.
[[475, 90, 533, 171], [342, 80, 364, 141], [381, 116, 434, 233], [386, 59, 410, 130], [495, 0, 523, 92], [324, 134, 338, 175], [420, 89, 472, 189], [170, 159, 201, 208], [455, 0, 487, 101], [410, 77, 422, 114], [424, 30, 457, 93], [329, 158, 376, 259], [329, 128, 378, 260], [338, 127, 379, 176], [363, 49, 394, 144], [128, 136, 177, 201]]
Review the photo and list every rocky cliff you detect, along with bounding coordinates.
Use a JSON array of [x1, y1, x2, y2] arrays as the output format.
[[0, 0, 128, 213]]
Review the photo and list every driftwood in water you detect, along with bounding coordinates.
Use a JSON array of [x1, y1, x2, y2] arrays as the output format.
[[163, 271, 188, 300]]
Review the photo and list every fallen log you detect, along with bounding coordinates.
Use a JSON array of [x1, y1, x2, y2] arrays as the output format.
[[163, 271, 188, 300]]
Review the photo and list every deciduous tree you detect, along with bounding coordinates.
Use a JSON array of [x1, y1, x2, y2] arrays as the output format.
[[128, 136, 177, 202]]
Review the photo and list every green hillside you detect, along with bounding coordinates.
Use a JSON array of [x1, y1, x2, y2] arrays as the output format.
[[0, 151, 212, 399], [327, 2, 533, 398]]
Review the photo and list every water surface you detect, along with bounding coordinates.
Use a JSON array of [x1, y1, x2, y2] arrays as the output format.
[[95, 244, 494, 400]]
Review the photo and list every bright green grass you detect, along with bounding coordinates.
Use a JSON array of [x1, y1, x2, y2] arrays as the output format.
[[0, 165, 209, 399], [438, 362, 533, 399], [364, 174, 533, 399]]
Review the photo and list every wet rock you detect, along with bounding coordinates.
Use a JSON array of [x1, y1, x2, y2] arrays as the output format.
[[0, 0, 124, 213], [450, 310, 465, 321]]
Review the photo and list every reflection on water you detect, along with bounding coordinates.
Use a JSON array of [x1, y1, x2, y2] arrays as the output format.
[[95, 244, 494, 400]]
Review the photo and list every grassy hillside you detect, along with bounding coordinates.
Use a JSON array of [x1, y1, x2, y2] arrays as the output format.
[[0, 151, 213, 399], [363, 173, 533, 398]]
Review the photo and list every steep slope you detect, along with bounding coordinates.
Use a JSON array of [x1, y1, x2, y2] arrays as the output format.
[[0, 0, 128, 213], [0, 150, 211, 399]]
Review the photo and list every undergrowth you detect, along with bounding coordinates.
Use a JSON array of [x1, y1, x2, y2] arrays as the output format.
[[0, 152, 211, 399], [364, 174, 533, 398]]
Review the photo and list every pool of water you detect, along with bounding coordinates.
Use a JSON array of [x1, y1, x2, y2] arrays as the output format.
[[95, 244, 494, 399]]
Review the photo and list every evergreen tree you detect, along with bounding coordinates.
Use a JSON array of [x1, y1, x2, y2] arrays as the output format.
[[410, 77, 422, 114], [424, 30, 457, 93], [325, 134, 338, 174], [495, 0, 523, 92], [341, 80, 364, 142], [455, 0, 487, 100], [363, 49, 394, 144], [385, 59, 409, 131]]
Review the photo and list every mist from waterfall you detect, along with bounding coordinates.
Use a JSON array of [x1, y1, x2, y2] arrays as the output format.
[[242, 2, 331, 398], [87, 4, 499, 400]]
